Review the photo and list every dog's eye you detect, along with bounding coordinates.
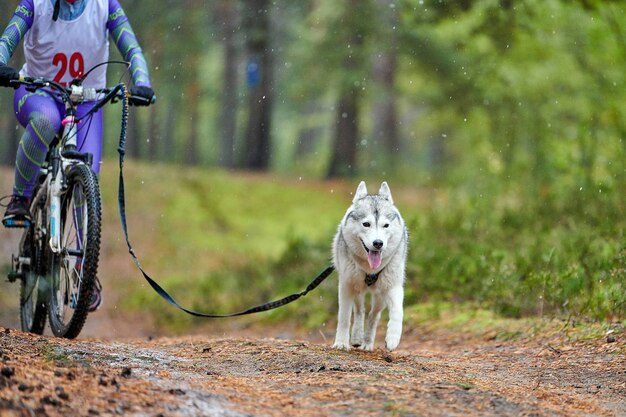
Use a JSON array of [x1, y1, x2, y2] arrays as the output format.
[[383, 223, 390, 228], [362, 222, 370, 228]]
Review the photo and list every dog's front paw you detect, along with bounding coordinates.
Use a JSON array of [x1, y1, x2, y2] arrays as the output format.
[[385, 335, 400, 351], [350, 335, 364, 348], [332, 342, 351, 351], [361, 342, 374, 351]]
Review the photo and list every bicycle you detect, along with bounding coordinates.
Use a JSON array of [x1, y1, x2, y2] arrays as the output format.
[[5, 71, 150, 338]]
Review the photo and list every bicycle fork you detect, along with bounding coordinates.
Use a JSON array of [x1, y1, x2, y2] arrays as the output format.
[[49, 106, 79, 254], [48, 169, 62, 254]]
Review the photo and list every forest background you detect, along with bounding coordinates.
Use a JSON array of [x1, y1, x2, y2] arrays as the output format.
[[0, 0, 624, 333]]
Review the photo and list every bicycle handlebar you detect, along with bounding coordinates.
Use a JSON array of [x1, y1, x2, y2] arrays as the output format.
[[8, 76, 155, 106]]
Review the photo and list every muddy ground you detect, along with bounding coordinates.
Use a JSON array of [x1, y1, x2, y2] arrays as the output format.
[[0, 321, 623, 417]]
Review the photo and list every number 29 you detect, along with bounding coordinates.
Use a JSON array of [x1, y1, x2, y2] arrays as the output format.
[[53, 52, 84, 86]]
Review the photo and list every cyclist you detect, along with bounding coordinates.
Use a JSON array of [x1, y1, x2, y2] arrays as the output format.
[[0, 0, 155, 310]]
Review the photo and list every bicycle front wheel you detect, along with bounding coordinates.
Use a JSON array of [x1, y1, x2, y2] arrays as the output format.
[[48, 164, 102, 338], [19, 189, 48, 334]]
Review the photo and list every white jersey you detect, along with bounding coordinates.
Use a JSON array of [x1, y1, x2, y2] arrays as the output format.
[[21, 0, 110, 88]]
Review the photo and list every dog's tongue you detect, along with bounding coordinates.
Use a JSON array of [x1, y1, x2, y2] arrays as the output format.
[[367, 250, 382, 270]]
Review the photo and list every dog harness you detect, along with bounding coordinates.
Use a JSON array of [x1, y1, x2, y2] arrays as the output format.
[[365, 268, 384, 286]]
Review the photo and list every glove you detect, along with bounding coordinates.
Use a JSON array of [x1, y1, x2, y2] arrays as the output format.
[[129, 86, 155, 106], [0, 64, 19, 87]]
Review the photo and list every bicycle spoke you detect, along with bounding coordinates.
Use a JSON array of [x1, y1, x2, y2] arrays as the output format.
[[71, 185, 87, 251], [48, 164, 101, 338]]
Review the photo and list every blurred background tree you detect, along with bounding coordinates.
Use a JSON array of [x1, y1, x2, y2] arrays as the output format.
[[0, 0, 622, 189], [0, 0, 624, 326]]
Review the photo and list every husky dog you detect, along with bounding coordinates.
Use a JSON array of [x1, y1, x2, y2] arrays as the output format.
[[332, 181, 408, 351]]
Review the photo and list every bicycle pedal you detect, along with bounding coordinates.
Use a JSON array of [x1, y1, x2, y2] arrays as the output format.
[[2, 219, 31, 228], [7, 271, 24, 283]]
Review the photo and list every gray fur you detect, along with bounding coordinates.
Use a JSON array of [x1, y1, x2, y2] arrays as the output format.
[[332, 181, 408, 351]]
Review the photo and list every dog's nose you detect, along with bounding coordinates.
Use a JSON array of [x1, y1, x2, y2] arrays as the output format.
[[373, 239, 383, 250]]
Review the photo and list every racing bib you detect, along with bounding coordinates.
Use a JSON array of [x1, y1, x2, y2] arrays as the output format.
[[21, 0, 109, 88]]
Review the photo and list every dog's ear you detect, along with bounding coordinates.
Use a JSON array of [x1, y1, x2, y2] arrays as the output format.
[[353, 181, 368, 203], [378, 182, 393, 204]]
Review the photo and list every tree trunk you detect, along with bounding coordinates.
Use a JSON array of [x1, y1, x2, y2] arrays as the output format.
[[371, 52, 399, 164], [326, 0, 364, 179], [327, 88, 360, 178], [242, 0, 273, 170], [295, 101, 322, 158], [162, 100, 176, 163], [127, 110, 141, 159], [148, 105, 159, 161], [371, 0, 400, 168], [216, 0, 239, 169], [184, 82, 201, 165]]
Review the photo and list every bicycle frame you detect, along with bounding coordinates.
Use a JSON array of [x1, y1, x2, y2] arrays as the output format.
[[12, 77, 136, 254], [7, 70, 147, 337], [48, 88, 87, 254]]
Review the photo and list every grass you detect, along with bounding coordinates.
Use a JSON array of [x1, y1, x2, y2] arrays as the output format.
[[406, 301, 625, 346], [95, 160, 348, 331], [99, 160, 625, 333], [1, 160, 623, 335], [99, 162, 347, 270]]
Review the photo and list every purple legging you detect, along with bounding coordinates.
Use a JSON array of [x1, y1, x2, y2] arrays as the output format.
[[12, 85, 103, 198]]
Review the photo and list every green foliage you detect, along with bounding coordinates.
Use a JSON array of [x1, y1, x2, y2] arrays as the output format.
[[406, 180, 625, 320], [109, 163, 344, 331], [113, 162, 624, 333], [2, 0, 624, 333]]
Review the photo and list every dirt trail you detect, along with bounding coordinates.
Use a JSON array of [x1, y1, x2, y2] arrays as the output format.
[[0, 167, 624, 416], [0, 324, 623, 417]]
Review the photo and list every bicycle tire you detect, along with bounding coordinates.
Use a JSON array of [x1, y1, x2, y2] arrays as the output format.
[[48, 164, 102, 338], [19, 189, 48, 334]]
